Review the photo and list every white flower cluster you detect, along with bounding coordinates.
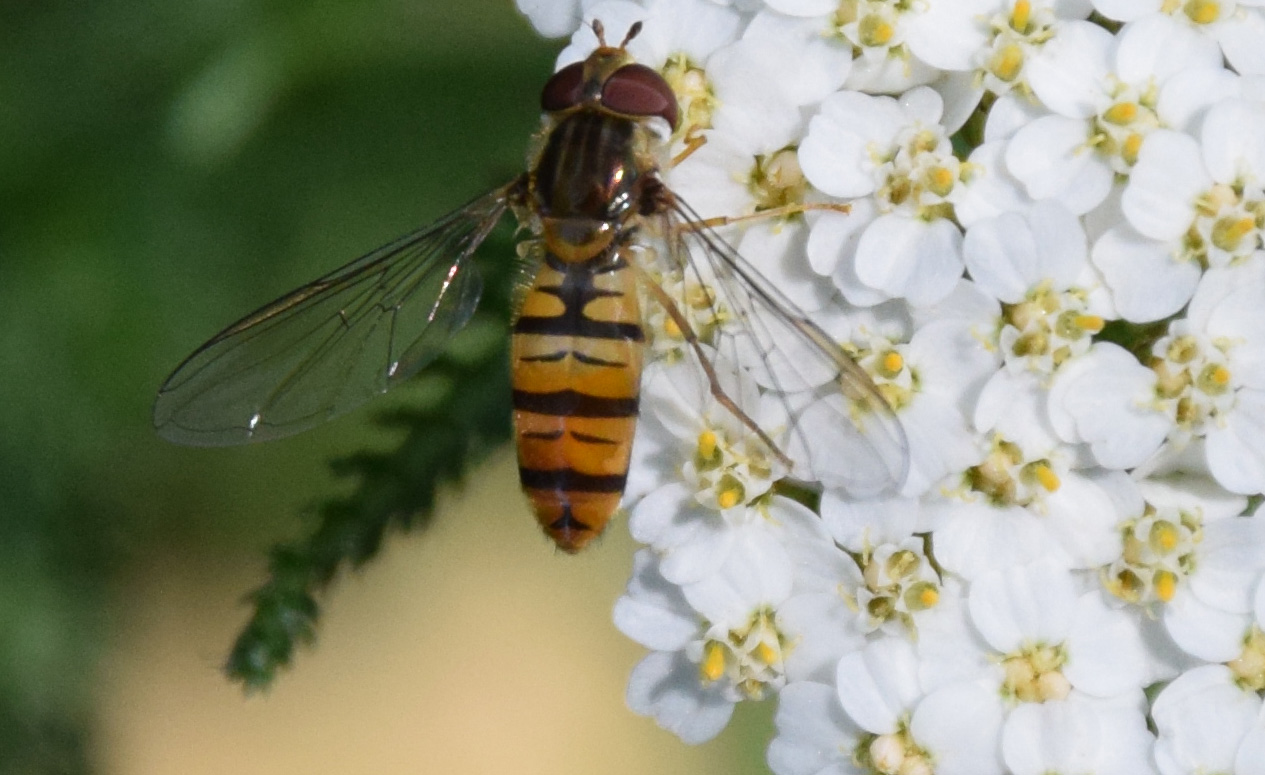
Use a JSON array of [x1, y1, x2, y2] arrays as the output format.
[[519, 0, 1265, 772]]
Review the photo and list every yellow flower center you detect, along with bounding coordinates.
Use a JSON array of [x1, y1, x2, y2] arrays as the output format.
[[859, 14, 895, 47], [1183, 0, 1221, 24], [992, 43, 1024, 82], [1002, 644, 1070, 702], [1229, 627, 1265, 691], [1011, 0, 1032, 31]]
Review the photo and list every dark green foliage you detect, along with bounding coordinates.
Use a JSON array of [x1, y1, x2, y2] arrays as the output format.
[[950, 91, 993, 162], [0, 703, 89, 775], [0, 0, 555, 766], [1096, 317, 1175, 360]]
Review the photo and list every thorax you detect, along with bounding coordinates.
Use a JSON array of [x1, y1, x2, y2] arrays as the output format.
[[529, 109, 652, 263]]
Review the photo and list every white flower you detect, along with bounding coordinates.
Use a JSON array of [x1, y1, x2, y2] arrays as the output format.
[[759, 0, 960, 93], [1048, 342, 1172, 469], [503, 2, 1265, 766], [767, 681, 862, 775], [626, 651, 737, 743], [667, 148, 831, 315], [740, 12, 854, 107], [630, 485, 816, 586], [1100, 477, 1265, 663], [1153, 262, 1265, 493], [1001, 695, 1157, 775], [928, 371, 1126, 578], [1152, 664, 1263, 775], [796, 290, 994, 497], [1091, 2, 1265, 76], [816, 492, 949, 637], [558, 0, 744, 70], [973, 0, 1094, 99], [1050, 260, 1265, 492], [616, 544, 810, 742], [964, 199, 1115, 381], [801, 87, 967, 306], [969, 559, 1155, 699], [516, 0, 589, 37], [635, 355, 789, 512], [1238, 702, 1265, 775], [1006, 16, 1226, 214], [615, 551, 738, 743], [835, 636, 1007, 775], [1099, 97, 1263, 322]]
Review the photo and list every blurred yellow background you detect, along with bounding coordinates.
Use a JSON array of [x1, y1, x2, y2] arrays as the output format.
[[96, 454, 768, 774], [0, 1, 772, 772]]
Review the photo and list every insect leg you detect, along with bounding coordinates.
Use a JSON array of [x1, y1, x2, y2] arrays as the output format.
[[631, 260, 794, 468], [684, 201, 852, 230], [670, 131, 707, 167]]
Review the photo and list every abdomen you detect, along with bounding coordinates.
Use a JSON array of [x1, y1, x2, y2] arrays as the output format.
[[511, 250, 643, 552]]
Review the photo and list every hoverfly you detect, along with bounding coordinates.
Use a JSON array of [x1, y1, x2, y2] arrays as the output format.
[[154, 21, 909, 552]]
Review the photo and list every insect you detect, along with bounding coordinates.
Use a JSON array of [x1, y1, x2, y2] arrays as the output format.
[[154, 21, 909, 552]]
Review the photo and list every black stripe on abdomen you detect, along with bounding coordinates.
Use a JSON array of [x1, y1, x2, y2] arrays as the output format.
[[513, 314, 644, 341], [518, 467, 628, 493], [512, 389, 639, 418]]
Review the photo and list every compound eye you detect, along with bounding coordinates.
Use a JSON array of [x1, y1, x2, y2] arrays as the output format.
[[541, 62, 586, 112], [601, 63, 679, 129]]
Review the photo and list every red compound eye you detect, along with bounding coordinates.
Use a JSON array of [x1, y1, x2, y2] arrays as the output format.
[[600, 63, 679, 129], [541, 62, 586, 112]]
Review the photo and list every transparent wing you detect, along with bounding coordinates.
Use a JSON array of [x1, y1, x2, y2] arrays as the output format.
[[154, 186, 513, 446], [649, 194, 910, 498]]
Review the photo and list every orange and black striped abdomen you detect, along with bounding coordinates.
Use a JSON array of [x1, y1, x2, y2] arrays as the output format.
[[511, 251, 644, 552]]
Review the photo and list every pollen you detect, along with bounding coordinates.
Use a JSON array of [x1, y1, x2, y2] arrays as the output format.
[[1011, 0, 1031, 31], [750, 148, 808, 212], [1166, 335, 1199, 364], [1200, 183, 1239, 214], [701, 641, 726, 682], [862, 725, 932, 775], [1106, 567, 1144, 603], [718, 486, 741, 509], [870, 734, 906, 773], [911, 129, 940, 155], [1153, 569, 1178, 602], [754, 641, 779, 666], [1149, 520, 1180, 553], [697, 429, 718, 460], [1011, 329, 1049, 357], [661, 53, 717, 140], [907, 582, 939, 610], [859, 14, 895, 47], [1184, 0, 1221, 24], [1075, 314, 1105, 333], [990, 43, 1025, 82], [925, 166, 955, 196], [1002, 644, 1069, 702], [663, 316, 683, 340], [1196, 363, 1232, 394], [1103, 102, 1138, 125], [886, 548, 917, 579], [1122, 133, 1144, 166], [880, 350, 905, 377], [1032, 463, 1060, 492], [1211, 215, 1255, 251], [1228, 627, 1265, 691]]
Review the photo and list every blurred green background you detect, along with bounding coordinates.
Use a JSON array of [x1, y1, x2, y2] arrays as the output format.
[[0, 1, 773, 772]]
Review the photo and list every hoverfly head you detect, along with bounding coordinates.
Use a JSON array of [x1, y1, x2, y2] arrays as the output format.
[[539, 20, 678, 130]]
